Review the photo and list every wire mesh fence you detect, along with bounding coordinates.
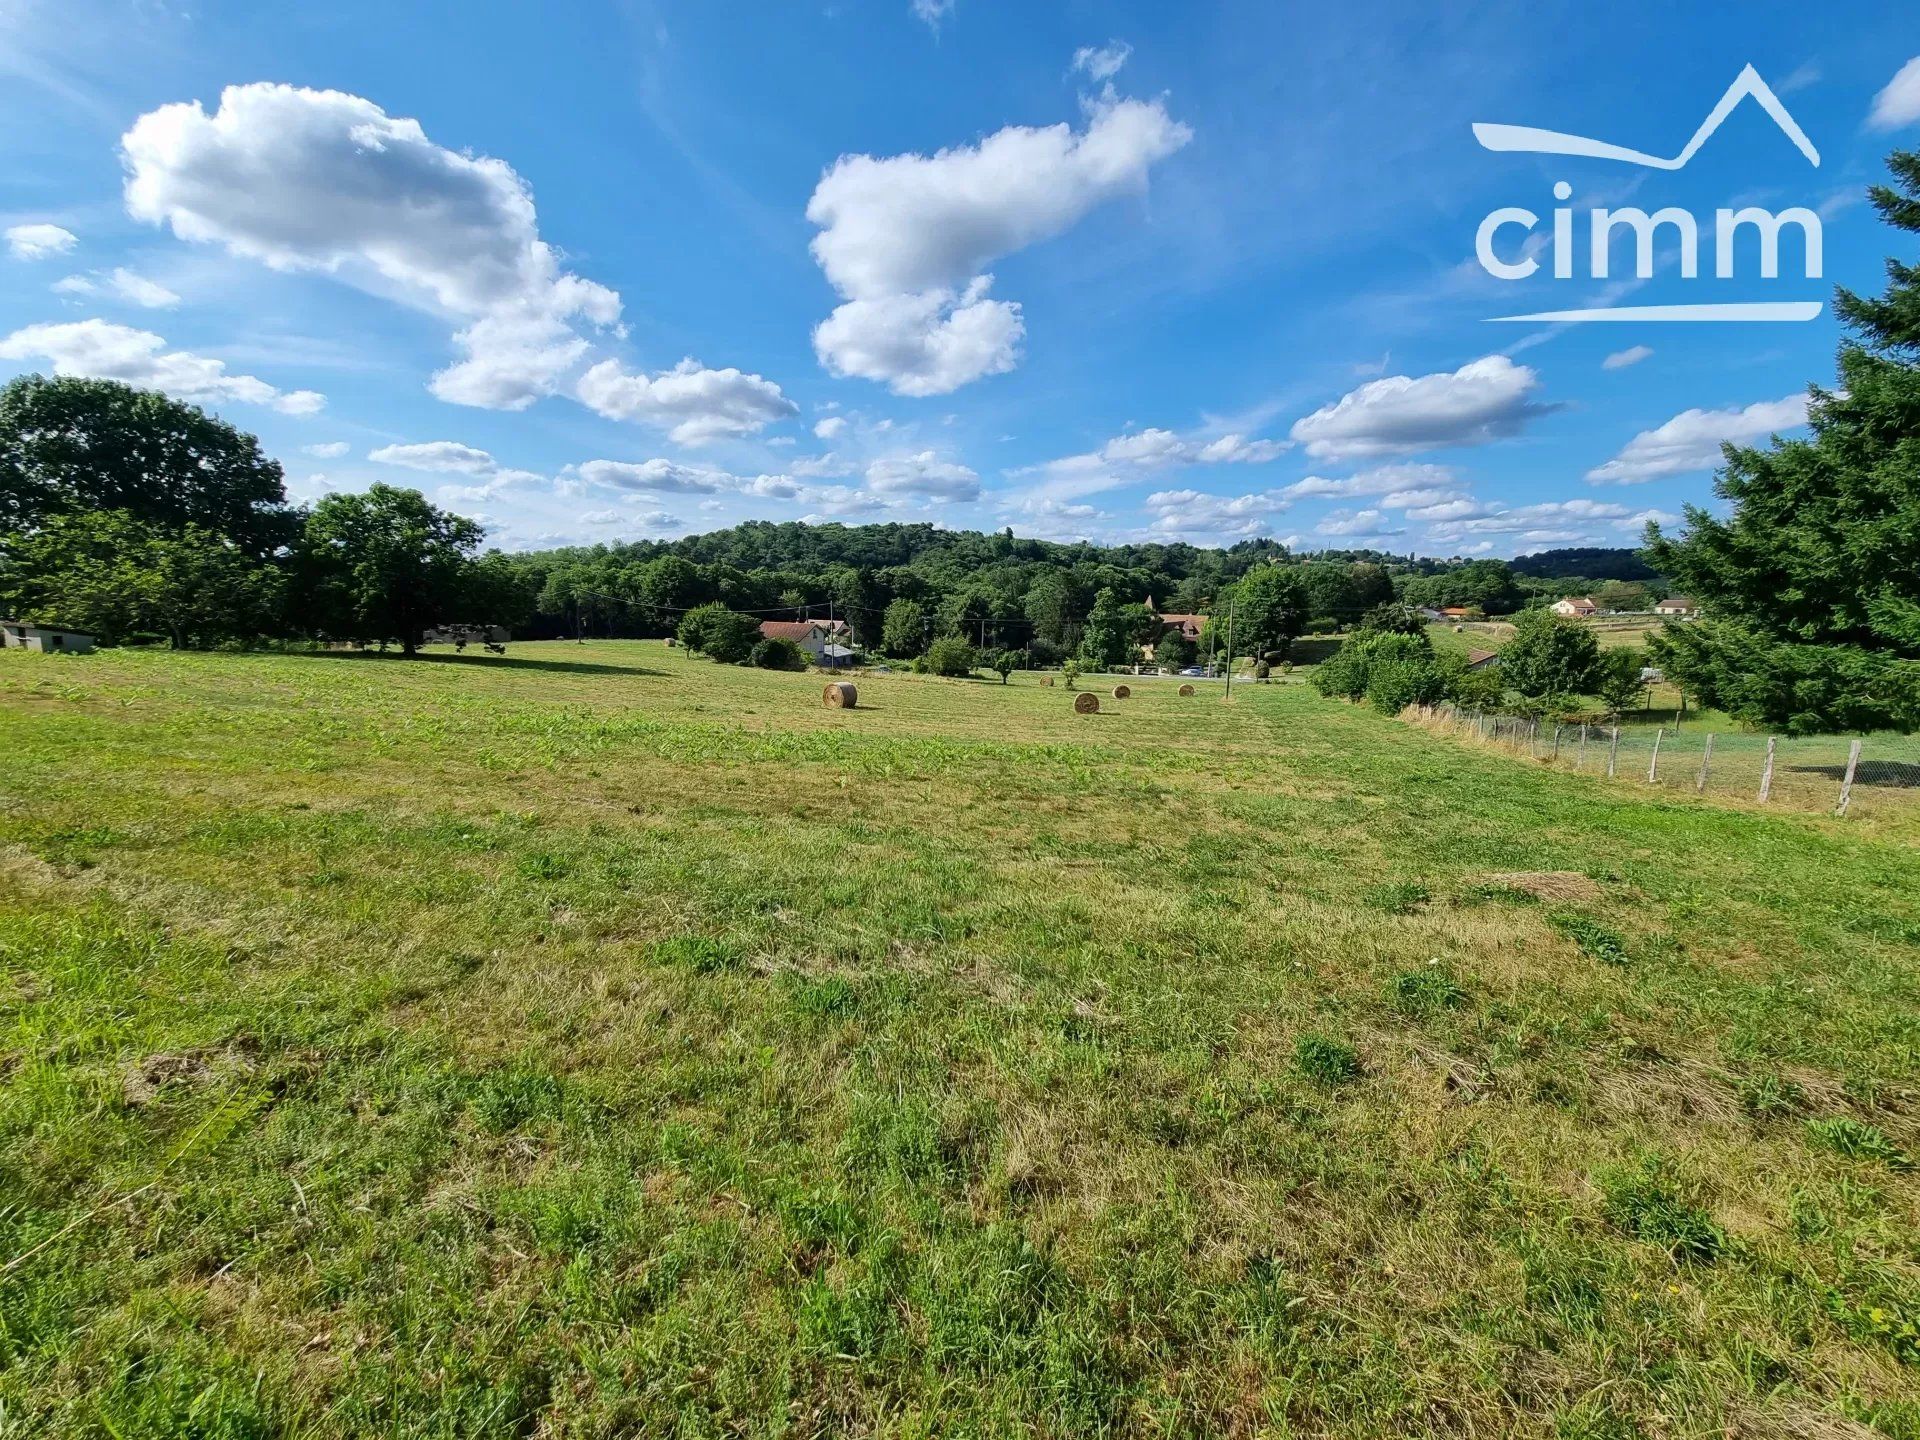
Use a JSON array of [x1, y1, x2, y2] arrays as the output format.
[[1409, 704, 1920, 818]]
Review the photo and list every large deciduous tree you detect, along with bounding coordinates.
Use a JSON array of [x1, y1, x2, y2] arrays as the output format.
[[1219, 565, 1309, 661], [0, 375, 296, 558], [1646, 151, 1920, 733], [295, 484, 491, 654]]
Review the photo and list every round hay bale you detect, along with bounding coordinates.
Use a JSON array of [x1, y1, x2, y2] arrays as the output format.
[[823, 681, 857, 709], [1039, 676, 1055, 687], [1178, 683, 1196, 696], [1111, 684, 1130, 699], [1073, 691, 1100, 714]]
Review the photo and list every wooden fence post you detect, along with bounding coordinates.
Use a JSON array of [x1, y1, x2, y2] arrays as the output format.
[[1837, 738, 1862, 816], [1696, 733, 1715, 794], [1759, 737, 1776, 803], [1607, 726, 1620, 779], [1552, 724, 1562, 761], [1578, 726, 1588, 768], [1648, 726, 1664, 782]]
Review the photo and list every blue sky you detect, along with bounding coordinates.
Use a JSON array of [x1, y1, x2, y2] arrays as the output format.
[[3, 0, 1917, 558]]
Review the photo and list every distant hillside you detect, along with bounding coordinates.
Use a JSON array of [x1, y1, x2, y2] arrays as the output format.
[[1510, 546, 1662, 582]]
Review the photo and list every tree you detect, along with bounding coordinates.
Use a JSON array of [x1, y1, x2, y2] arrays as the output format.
[[1595, 647, 1650, 718], [988, 649, 1017, 683], [923, 635, 978, 676], [0, 375, 296, 557], [827, 566, 875, 645], [635, 555, 705, 629], [1300, 563, 1361, 627], [1645, 150, 1920, 733], [677, 603, 761, 663], [1499, 610, 1602, 703], [1348, 562, 1395, 612], [1401, 560, 1524, 615], [749, 636, 808, 671], [1357, 602, 1427, 636], [1, 509, 282, 647], [1594, 580, 1650, 614], [1078, 588, 1138, 669], [1223, 565, 1309, 661], [1022, 570, 1082, 648], [295, 485, 492, 654], [881, 597, 928, 658], [1154, 628, 1196, 670]]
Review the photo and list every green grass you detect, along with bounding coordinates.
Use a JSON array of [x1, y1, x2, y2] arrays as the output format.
[[4, 640, 1920, 1436]]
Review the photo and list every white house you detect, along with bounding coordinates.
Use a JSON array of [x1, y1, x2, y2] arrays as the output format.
[[1654, 596, 1698, 616], [1, 620, 94, 654], [1551, 596, 1598, 618], [758, 618, 851, 661]]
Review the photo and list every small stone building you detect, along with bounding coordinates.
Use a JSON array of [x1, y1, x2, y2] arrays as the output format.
[[1, 620, 94, 654]]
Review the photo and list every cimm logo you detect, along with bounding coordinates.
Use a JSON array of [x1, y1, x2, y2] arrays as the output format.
[[1473, 65, 1823, 323]]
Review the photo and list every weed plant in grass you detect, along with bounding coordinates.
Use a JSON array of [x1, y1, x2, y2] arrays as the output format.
[[3, 641, 1920, 1436]]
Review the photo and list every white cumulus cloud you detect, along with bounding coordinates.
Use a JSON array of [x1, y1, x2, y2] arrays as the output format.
[[1585, 394, 1809, 484], [122, 83, 626, 412], [574, 357, 797, 444], [0, 318, 323, 414], [575, 459, 729, 495], [1145, 486, 1290, 539], [806, 92, 1190, 394], [5, 223, 77, 259], [814, 415, 847, 440], [1289, 355, 1551, 460], [120, 82, 787, 429], [1317, 508, 1404, 538], [1869, 56, 1920, 130], [864, 450, 981, 501]]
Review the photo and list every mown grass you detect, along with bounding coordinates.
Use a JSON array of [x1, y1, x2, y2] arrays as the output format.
[[3, 641, 1920, 1437]]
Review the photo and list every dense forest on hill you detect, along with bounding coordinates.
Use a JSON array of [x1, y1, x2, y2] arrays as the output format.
[[495, 521, 1667, 648]]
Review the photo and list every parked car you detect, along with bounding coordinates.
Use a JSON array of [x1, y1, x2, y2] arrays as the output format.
[[1179, 667, 1207, 677]]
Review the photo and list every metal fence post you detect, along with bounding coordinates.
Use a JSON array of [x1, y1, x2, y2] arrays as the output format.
[[1837, 738, 1862, 816], [1607, 726, 1620, 779], [1648, 726, 1663, 783], [1760, 737, 1776, 803], [1696, 733, 1714, 794]]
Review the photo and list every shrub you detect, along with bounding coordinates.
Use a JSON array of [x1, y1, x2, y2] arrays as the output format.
[[677, 603, 761, 664], [1312, 630, 1449, 712], [925, 636, 978, 677], [1365, 651, 1449, 713], [1294, 1033, 1361, 1085], [749, 637, 808, 671]]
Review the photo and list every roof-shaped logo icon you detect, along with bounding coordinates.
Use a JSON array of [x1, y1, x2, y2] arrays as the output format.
[[1474, 64, 1819, 170]]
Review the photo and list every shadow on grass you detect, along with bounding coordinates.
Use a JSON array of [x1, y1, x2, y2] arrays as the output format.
[[305, 649, 665, 679], [1787, 759, 1920, 786]]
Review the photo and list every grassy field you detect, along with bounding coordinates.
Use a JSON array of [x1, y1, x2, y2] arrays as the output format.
[[5, 642, 1920, 1438]]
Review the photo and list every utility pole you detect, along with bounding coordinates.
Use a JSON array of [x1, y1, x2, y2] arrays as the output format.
[[1223, 600, 1236, 703]]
